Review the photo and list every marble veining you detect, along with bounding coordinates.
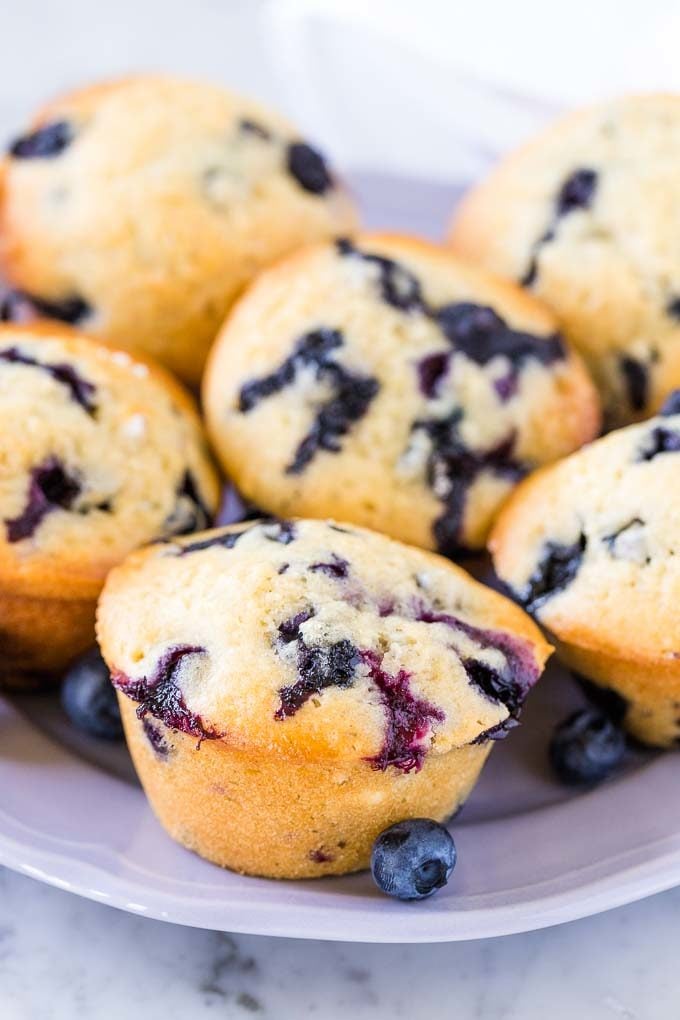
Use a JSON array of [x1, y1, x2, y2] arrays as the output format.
[[1, 866, 679, 1017]]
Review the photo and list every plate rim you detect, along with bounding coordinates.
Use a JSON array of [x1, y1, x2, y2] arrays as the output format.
[[2, 817, 680, 942]]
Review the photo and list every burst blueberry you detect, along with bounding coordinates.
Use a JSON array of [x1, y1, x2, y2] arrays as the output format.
[[370, 818, 456, 900], [5, 457, 81, 542], [520, 535, 586, 613], [556, 168, 598, 216], [0, 346, 97, 416], [238, 328, 379, 473]]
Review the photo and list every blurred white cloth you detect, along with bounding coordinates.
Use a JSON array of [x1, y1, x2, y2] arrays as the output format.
[[264, 0, 680, 179], [2, 0, 679, 184]]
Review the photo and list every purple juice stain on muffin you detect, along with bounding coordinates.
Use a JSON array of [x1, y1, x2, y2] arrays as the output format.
[[620, 356, 649, 412], [410, 410, 524, 556], [112, 644, 220, 741], [238, 328, 379, 474], [0, 346, 98, 415], [360, 650, 445, 773], [5, 456, 81, 542], [8, 120, 74, 158], [335, 238, 424, 312], [309, 553, 349, 579], [142, 716, 172, 759], [415, 608, 540, 738], [309, 848, 335, 864], [638, 425, 680, 460], [660, 390, 680, 417], [275, 638, 361, 719], [273, 623, 444, 772], [0, 289, 91, 326], [286, 142, 333, 195], [518, 534, 587, 614], [494, 371, 519, 402], [521, 168, 597, 286]]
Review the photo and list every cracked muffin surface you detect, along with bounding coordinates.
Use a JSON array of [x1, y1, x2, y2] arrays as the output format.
[[0, 75, 357, 385], [97, 517, 550, 877], [0, 322, 219, 684], [204, 233, 600, 556], [490, 392, 680, 746], [449, 94, 680, 425]]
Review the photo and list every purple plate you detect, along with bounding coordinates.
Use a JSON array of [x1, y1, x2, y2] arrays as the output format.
[[1, 172, 679, 942]]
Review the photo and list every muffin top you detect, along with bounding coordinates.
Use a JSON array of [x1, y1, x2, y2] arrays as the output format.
[[0, 323, 219, 597], [98, 518, 551, 768], [203, 233, 600, 553], [449, 94, 680, 424], [490, 391, 680, 663], [0, 75, 357, 384]]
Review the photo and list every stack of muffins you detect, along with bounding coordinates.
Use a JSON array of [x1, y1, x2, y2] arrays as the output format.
[[2, 77, 678, 883]]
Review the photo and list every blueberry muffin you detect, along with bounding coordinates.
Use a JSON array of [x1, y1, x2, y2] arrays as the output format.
[[97, 517, 551, 878], [0, 75, 357, 386], [490, 391, 680, 747], [0, 322, 219, 688], [449, 94, 680, 425], [203, 234, 600, 556]]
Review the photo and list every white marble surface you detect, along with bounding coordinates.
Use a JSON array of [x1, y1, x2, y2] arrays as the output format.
[[1, 865, 679, 1018]]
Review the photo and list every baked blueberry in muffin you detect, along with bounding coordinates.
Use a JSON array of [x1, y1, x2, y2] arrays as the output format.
[[0, 75, 357, 385], [204, 234, 600, 555], [0, 322, 219, 688], [97, 517, 551, 878], [449, 94, 680, 424], [490, 394, 680, 747]]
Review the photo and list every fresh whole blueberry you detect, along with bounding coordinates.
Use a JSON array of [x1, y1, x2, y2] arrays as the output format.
[[370, 818, 456, 900], [61, 647, 123, 740], [549, 708, 625, 787]]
